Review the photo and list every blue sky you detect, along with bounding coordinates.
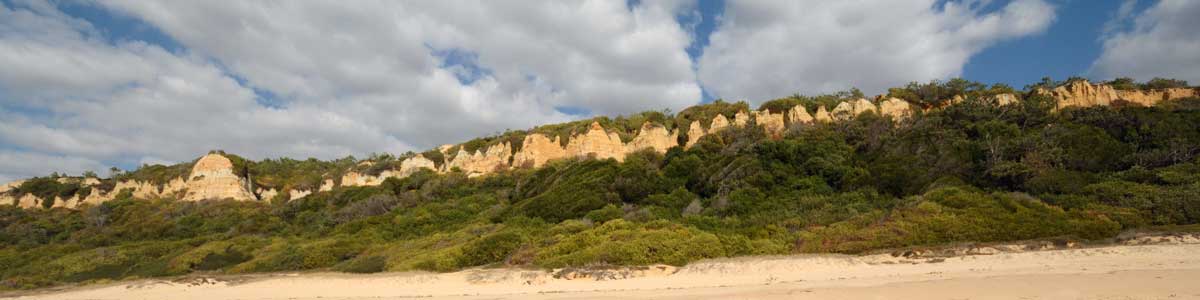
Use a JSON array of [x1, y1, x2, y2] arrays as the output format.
[[0, 0, 1197, 181], [963, 0, 1152, 88]]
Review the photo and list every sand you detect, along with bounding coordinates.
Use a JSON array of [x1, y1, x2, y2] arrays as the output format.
[[8, 237, 1200, 300]]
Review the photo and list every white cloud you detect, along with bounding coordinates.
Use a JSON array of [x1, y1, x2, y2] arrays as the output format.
[[697, 0, 1056, 103], [0, 0, 701, 181], [0, 1, 409, 178], [1091, 0, 1200, 83], [99, 1, 702, 147], [0, 150, 108, 183]]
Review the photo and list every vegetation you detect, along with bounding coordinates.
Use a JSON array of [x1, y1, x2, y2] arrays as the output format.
[[887, 78, 1017, 108], [7, 177, 86, 208], [1107, 77, 1191, 91], [434, 110, 682, 165], [2, 78, 1199, 290]]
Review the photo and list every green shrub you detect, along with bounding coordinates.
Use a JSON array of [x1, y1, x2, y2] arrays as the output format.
[[536, 219, 724, 267], [336, 255, 387, 273], [458, 231, 526, 267]]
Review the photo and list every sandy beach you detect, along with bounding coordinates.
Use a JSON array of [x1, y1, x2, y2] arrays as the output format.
[[8, 235, 1200, 300]]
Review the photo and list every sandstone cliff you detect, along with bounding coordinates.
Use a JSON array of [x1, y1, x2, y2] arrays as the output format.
[[183, 154, 257, 201], [513, 134, 568, 168], [2, 153, 260, 209], [1039, 80, 1196, 109], [564, 122, 627, 161], [753, 110, 786, 136], [445, 142, 512, 177], [878, 97, 913, 120], [709, 114, 731, 132], [5, 79, 1196, 209], [992, 93, 1019, 106], [626, 122, 678, 154], [788, 105, 813, 124]]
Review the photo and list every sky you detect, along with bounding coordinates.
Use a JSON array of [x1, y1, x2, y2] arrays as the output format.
[[1, 0, 1198, 182]]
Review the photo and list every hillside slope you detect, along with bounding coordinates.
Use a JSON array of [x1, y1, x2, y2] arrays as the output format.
[[1, 77, 1198, 290]]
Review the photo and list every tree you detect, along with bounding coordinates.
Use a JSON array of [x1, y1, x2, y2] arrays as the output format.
[[1143, 77, 1189, 90]]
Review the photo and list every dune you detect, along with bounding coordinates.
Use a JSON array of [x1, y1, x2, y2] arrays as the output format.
[[8, 235, 1200, 300]]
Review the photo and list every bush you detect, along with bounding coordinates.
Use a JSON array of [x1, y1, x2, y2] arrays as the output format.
[[536, 219, 724, 267], [335, 255, 387, 273], [585, 204, 624, 223], [458, 231, 526, 267]]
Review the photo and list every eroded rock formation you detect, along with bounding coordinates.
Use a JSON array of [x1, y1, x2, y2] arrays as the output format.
[[992, 93, 1019, 106], [6, 80, 1197, 208], [879, 97, 913, 120], [814, 106, 832, 123], [788, 105, 813, 124], [1036, 80, 1195, 109], [626, 122, 678, 154], [832, 99, 877, 120], [183, 154, 256, 201], [445, 142, 512, 177], [514, 134, 568, 169], [709, 114, 731, 132], [564, 122, 626, 161], [753, 110, 786, 136]]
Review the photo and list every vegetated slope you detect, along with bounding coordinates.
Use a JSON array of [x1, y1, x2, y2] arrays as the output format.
[[2, 77, 1200, 290]]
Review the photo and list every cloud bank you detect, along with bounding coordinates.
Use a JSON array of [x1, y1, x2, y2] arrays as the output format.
[[1091, 0, 1200, 83], [698, 0, 1056, 103], [0, 0, 1076, 181]]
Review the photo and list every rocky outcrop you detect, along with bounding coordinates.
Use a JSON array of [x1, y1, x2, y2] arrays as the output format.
[[258, 188, 279, 202], [733, 111, 749, 127], [290, 189, 312, 201], [564, 122, 626, 162], [709, 114, 731, 132], [2, 153, 261, 209], [1039, 80, 1197, 109], [320, 179, 335, 192], [340, 171, 384, 187], [16, 193, 38, 208], [1042, 80, 1119, 108], [684, 121, 706, 149], [626, 122, 678, 154], [399, 155, 436, 177], [444, 142, 512, 177], [513, 134, 568, 169], [832, 99, 877, 120], [1116, 88, 1197, 107], [183, 154, 256, 201], [335, 155, 439, 187], [992, 93, 1019, 106], [788, 105, 813, 124], [684, 111, 754, 148], [753, 110, 786, 136], [879, 97, 913, 120], [0, 180, 23, 195], [11, 79, 1198, 208], [814, 106, 832, 123]]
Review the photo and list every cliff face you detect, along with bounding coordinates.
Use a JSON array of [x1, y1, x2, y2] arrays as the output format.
[[513, 134, 567, 168], [626, 122, 678, 154], [1040, 80, 1196, 109], [753, 110, 786, 136], [445, 142, 512, 177], [2, 153, 259, 209], [878, 97, 913, 120], [5, 79, 1196, 209], [788, 105, 813, 124], [183, 154, 256, 201], [992, 93, 1019, 106], [564, 122, 626, 161], [831, 99, 877, 120]]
